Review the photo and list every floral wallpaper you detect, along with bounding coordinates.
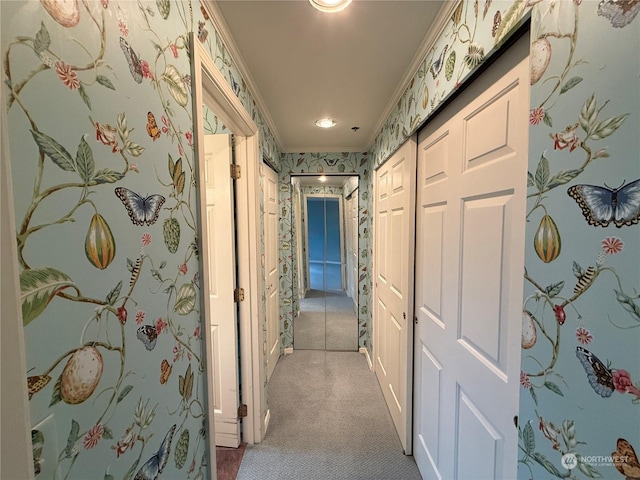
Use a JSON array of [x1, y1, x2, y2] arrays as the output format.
[[1, 0, 278, 478], [518, 1, 639, 478], [278, 153, 372, 353]]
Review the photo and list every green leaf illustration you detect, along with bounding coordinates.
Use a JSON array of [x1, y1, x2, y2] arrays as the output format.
[[560, 76, 583, 94], [615, 289, 640, 321], [156, 0, 170, 19], [544, 381, 564, 397], [117, 385, 134, 403], [78, 84, 91, 110], [561, 420, 577, 451], [20, 267, 76, 325], [124, 141, 145, 157], [49, 375, 62, 407], [174, 283, 196, 315], [105, 281, 122, 306], [545, 281, 564, 298], [534, 155, 549, 191], [546, 169, 581, 189], [543, 111, 553, 127], [532, 452, 562, 477], [579, 94, 597, 133], [162, 65, 189, 107], [76, 136, 95, 183], [577, 456, 602, 478], [102, 426, 113, 440], [523, 421, 535, 453], [31, 130, 76, 172], [590, 114, 629, 140], [96, 75, 115, 90], [572, 261, 584, 279], [34, 22, 51, 55], [529, 386, 538, 405], [93, 168, 124, 184], [527, 171, 534, 187], [65, 420, 80, 458]]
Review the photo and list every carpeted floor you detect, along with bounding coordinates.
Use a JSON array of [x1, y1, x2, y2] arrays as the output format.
[[236, 350, 422, 480], [295, 290, 358, 351]]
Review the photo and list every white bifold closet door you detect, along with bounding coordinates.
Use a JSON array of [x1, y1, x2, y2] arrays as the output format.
[[413, 34, 529, 479]]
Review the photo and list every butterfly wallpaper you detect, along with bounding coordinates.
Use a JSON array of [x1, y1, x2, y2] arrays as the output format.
[[1, 0, 638, 479], [1, 0, 276, 478]]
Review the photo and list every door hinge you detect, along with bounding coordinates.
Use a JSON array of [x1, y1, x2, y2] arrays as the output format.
[[238, 404, 248, 419], [230, 164, 241, 180], [234, 287, 245, 303]]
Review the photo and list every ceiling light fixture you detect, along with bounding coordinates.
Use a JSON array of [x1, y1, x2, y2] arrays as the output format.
[[318, 175, 327, 182], [315, 118, 337, 128], [309, 0, 352, 13]]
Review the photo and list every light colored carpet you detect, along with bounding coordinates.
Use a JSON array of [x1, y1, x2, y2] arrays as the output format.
[[295, 290, 358, 351], [237, 351, 422, 480]]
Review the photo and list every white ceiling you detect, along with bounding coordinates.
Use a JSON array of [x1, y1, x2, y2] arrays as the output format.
[[211, 0, 447, 153]]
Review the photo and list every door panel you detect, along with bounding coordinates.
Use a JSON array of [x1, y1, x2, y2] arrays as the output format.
[[204, 134, 240, 448], [264, 165, 280, 381], [373, 138, 416, 453], [413, 34, 529, 480]]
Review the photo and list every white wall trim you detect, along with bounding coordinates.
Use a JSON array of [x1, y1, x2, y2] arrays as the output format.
[[191, 34, 264, 452], [359, 348, 373, 371], [365, 0, 462, 150], [284, 347, 294, 355]]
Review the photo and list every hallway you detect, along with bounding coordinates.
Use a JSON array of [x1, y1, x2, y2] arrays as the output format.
[[237, 351, 421, 480]]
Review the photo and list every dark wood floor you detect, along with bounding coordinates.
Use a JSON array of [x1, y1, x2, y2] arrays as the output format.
[[216, 443, 247, 480]]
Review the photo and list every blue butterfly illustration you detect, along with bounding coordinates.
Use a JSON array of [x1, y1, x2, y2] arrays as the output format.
[[134, 424, 176, 480], [597, 0, 640, 28], [115, 187, 165, 226], [576, 347, 614, 398], [120, 37, 143, 84], [137, 325, 158, 351], [567, 178, 640, 228], [430, 45, 448, 79]]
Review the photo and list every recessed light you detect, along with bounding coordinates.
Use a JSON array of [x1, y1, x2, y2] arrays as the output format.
[[315, 118, 337, 128], [318, 175, 327, 182], [309, 0, 352, 13]]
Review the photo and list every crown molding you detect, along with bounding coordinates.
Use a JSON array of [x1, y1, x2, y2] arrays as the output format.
[[365, 0, 461, 151], [202, 0, 283, 151], [280, 146, 367, 154]]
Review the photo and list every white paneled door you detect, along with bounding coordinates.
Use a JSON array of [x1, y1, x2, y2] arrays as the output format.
[[373, 138, 416, 453], [413, 34, 529, 479], [204, 134, 240, 448], [263, 164, 280, 381]]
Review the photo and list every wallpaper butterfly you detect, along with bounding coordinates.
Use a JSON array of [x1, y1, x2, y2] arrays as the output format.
[[146, 112, 160, 141], [576, 346, 614, 398], [597, 0, 640, 28], [134, 424, 176, 480], [115, 187, 165, 226], [430, 45, 448, 79], [137, 325, 158, 351], [613, 438, 640, 479], [120, 37, 143, 84], [567, 179, 640, 228]]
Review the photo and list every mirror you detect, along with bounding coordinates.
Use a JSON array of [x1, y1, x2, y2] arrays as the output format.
[[291, 174, 359, 350]]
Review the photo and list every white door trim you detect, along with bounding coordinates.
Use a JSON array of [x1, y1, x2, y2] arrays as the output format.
[[191, 34, 264, 457]]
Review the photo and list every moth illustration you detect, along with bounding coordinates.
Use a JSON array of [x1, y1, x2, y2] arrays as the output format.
[[137, 325, 158, 351], [567, 179, 640, 228], [120, 37, 143, 84], [146, 112, 160, 141], [597, 0, 640, 28], [115, 187, 165, 226], [576, 346, 614, 398], [160, 359, 172, 384], [134, 424, 176, 480], [612, 438, 640, 479]]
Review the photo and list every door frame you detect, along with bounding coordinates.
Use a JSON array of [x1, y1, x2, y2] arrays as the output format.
[[191, 34, 264, 457]]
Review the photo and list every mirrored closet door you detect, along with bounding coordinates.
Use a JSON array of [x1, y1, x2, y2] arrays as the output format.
[[291, 175, 359, 351]]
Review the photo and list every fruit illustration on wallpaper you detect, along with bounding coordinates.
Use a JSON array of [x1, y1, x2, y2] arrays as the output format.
[[521, 311, 537, 349], [40, 0, 79, 27], [60, 346, 104, 405], [530, 37, 551, 84], [534, 214, 561, 263], [85, 213, 116, 269]]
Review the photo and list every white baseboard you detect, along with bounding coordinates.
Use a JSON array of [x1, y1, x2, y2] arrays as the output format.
[[284, 347, 294, 355], [359, 347, 373, 370], [264, 408, 271, 435]]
